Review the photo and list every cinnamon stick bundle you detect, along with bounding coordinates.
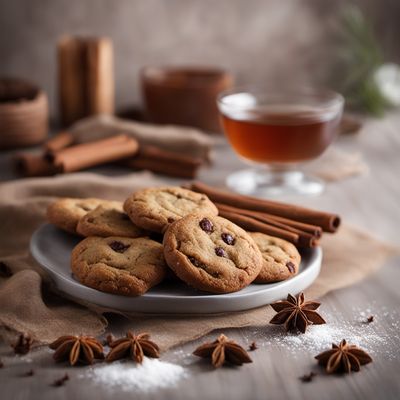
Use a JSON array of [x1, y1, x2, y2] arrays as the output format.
[[122, 145, 202, 179], [216, 203, 319, 247], [215, 203, 322, 238], [48, 134, 139, 173], [190, 181, 340, 232], [218, 209, 301, 245]]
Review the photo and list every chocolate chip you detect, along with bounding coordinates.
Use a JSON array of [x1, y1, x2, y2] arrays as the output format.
[[167, 217, 175, 223], [215, 247, 226, 257], [199, 218, 213, 233], [176, 194, 182, 199], [188, 256, 199, 267], [286, 261, 295, 273], [221, 233, 235, 245], [188, 256, 205, 269], [109, 241, 130, 253]]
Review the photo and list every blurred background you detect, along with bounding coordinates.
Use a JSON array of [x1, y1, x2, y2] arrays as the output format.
[[1, 0, 399, 119]]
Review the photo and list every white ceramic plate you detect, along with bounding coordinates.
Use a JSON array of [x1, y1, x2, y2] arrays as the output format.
[[30, 224, 322, 314]]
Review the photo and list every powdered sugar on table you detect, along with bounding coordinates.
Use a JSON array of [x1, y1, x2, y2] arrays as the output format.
[[79, 358, 188, 393]]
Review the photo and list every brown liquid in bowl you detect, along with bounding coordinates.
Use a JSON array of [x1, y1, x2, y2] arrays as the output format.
[[221, 106, 341, 163]]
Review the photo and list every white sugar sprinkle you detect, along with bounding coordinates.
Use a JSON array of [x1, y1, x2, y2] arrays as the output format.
[[247, 305, 400, 361], [79, 358, 188, 393]]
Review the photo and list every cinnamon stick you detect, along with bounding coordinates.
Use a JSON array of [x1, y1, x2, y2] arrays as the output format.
[[48, 134, 139, 173], [190, 181, 340, 232], [122, 145, 203, 179], [215, 202, 322, 238], [14, 153, 60, 177], [44, 131, 75, 153], [218, 209, 301, 245], [216, 203, 319, 247]]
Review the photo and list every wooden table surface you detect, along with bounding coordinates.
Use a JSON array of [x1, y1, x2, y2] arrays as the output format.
[[1, 113, 400, 400]]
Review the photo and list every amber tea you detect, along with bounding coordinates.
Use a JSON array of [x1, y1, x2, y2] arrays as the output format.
[[221, 105, 341, 164]]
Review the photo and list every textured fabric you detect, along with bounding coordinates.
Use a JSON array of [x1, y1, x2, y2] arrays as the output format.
[[0, 172, 394, 350], [71, 114, 215, 161]]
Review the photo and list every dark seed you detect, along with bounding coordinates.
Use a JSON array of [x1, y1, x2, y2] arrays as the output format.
[[199, 218, 213, 233], [52, 374, 69, 387], [215, 247, 226, 257], [299, 372, 317, 382], [21, 369, 34, 377], [221, 233, 235, 245], [87, 217, 95, 223], [0, 261, 12, 277], [167, 217, 175, 223], [249, 342, 258, 351], [286, 261, 295, 273], [109, 241, 130, 253]]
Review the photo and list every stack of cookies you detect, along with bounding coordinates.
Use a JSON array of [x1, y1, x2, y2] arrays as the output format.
[[46, 186, 301, 296]]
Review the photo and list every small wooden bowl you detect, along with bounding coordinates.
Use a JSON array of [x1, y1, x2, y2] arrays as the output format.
[[0, 78, 49, 149], [141, 66, 233, 133]]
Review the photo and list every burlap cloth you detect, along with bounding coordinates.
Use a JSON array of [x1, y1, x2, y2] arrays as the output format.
[[0, 172, 394, 350]]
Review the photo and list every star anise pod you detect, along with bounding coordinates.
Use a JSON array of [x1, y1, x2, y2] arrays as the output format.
[[193, 334, 252, 368], [105, 331, 160, 363], [11, 333, 33, 355], [49, 335, 104, 366], [315, 339, 372, 374], [270, 293, 326, 333]]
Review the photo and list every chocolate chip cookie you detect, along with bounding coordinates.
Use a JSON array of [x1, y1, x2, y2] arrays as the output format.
[[124, 187, 218, 233], [47, 198, 122, 234], [248, 232, 301, 283], [71, 236, 167, 296], [163, 214, 263, 293], [76, 205, 146, 238]]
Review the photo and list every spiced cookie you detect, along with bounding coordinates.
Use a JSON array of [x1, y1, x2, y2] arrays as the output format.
[[124, 187, 218, 233], [248, 232, 301, 283], [47, 198, 122, 234], [71, 236, 167, 296], [163, 214, 263, 293], [76, 205, 146, 238]]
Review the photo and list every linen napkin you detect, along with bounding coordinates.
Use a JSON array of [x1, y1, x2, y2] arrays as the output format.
[[0, 172, 394, 350], [70, 114, 215, 161]]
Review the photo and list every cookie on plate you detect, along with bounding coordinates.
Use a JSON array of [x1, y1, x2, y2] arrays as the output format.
[[76, 205, 146, 238], [71, 236, 167, 296], [163, 214, 263, 293], [248, 232, 301, 283], [47, 198, 122, 234], [124, 187, 218, 233]]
